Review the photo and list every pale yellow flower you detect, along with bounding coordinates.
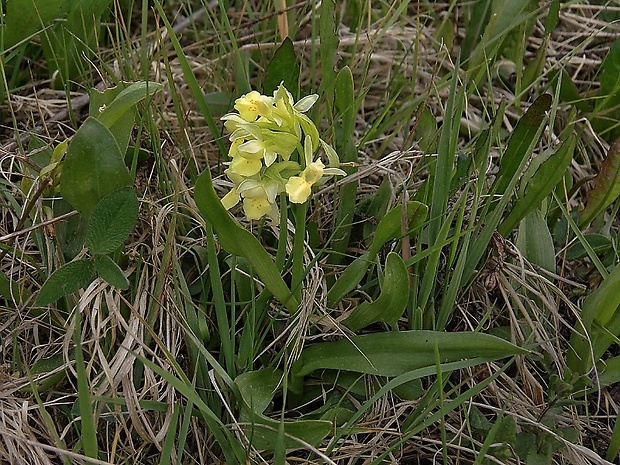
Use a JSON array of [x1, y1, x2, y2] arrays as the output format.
[[234, 91, 273, 122], [286, 159, 325, 203], [229, 154, 262, 176]]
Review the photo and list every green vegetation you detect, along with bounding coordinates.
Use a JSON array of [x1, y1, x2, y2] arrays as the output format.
[[1, 0, 620, 463]]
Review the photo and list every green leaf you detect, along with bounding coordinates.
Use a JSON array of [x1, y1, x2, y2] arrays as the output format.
[[3, 0, 67, 49], [370, 201, 428, 257], [94, 255, 129, 290], [293, 330, 528, 379], [35, 259, 96, 306], [263, 38, 299, 97], [567, 262, 620, 376], [335, 66, 355, 139], [96, 81, 163, 129], [343, 253, 410, 331], [60, 117, 133, 218], [493, 94, 552, 195], [593, 37, 620, 141], [86, 187, 138, 255], [327, 201, 427, 307], [194, 170, 298, 313], [90, 83, 134, 156], [234, 368, 331, 450], [566, 234, 612, 261], [579, 137, 620, 227], [515, 210, 556, 273], [414, 103, 438, 153], [319, 0, 338, 101], [499, 132, 575, 235]]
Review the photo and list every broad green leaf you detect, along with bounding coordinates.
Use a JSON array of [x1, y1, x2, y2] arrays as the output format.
[[493, 94, 552, 195], [293, 330, 528, 379], [234, 368, 331, 450], [599, 356, 620, 388], [499, 133, 575, 235], [35, 259, 95, 306], [60, 117, 133, 218], [263, 38, 299, 97], [86, 187, 138, 255], [97, 82, 163, 129], [194, 170, 298, 312], [335, 66, 355, 139], [90, 83, 134, 156], [579, 137, 620, 227], [94, 255, 129, 290], [3, 0, 66, 49], [515, 210, 556, 273], [567, 262, 620, 376], [343, 253, 410, 331]]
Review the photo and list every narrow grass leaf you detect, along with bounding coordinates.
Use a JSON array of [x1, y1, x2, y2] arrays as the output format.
[[133, 352, 245, 464], [319, 0, 338, 100], [35, 259, 95, 306], [493, 94, 552, 195], [93, 254, 129, 290], [96, 81, 163, 129], [343, 253, 409, 331], [152, 0, 227, 157], [263, 38, 299, 97], [194, 170, 298, 312], [293, 330, 528, 379], [61, 117, 133, 218], [579, 137, 620, 227], [499, 132, 575, 235], [86, 187, 138, 255], [73, 310, 98, 459]]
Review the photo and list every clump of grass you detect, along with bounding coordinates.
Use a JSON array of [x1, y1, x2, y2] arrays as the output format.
[[1, 1, 620, 464]]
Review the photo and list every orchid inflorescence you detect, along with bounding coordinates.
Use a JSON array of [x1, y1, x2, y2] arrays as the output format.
[[219, 84, 346, 223]]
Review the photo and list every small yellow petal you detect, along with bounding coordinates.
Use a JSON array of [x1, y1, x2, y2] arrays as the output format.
[[229, 156, 262, 176], [221, 188, 241, 210], [243, 197, 273, 220], [286, 176, 312, 203]]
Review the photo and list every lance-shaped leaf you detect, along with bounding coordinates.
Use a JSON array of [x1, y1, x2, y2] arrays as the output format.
[[343, 253, 410, 331], [579, 137, 620, 227], [97, 81, 163, 129], [567, 262, 620, 376], [263, 38, 300, 97], [94, 255, 129, 290], [499, 133, 575, 235], [194, 169, 298, 313], [292, 330, 528, 380]]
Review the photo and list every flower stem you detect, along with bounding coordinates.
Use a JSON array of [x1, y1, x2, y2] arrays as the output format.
[[291, 202, 307, 310]]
